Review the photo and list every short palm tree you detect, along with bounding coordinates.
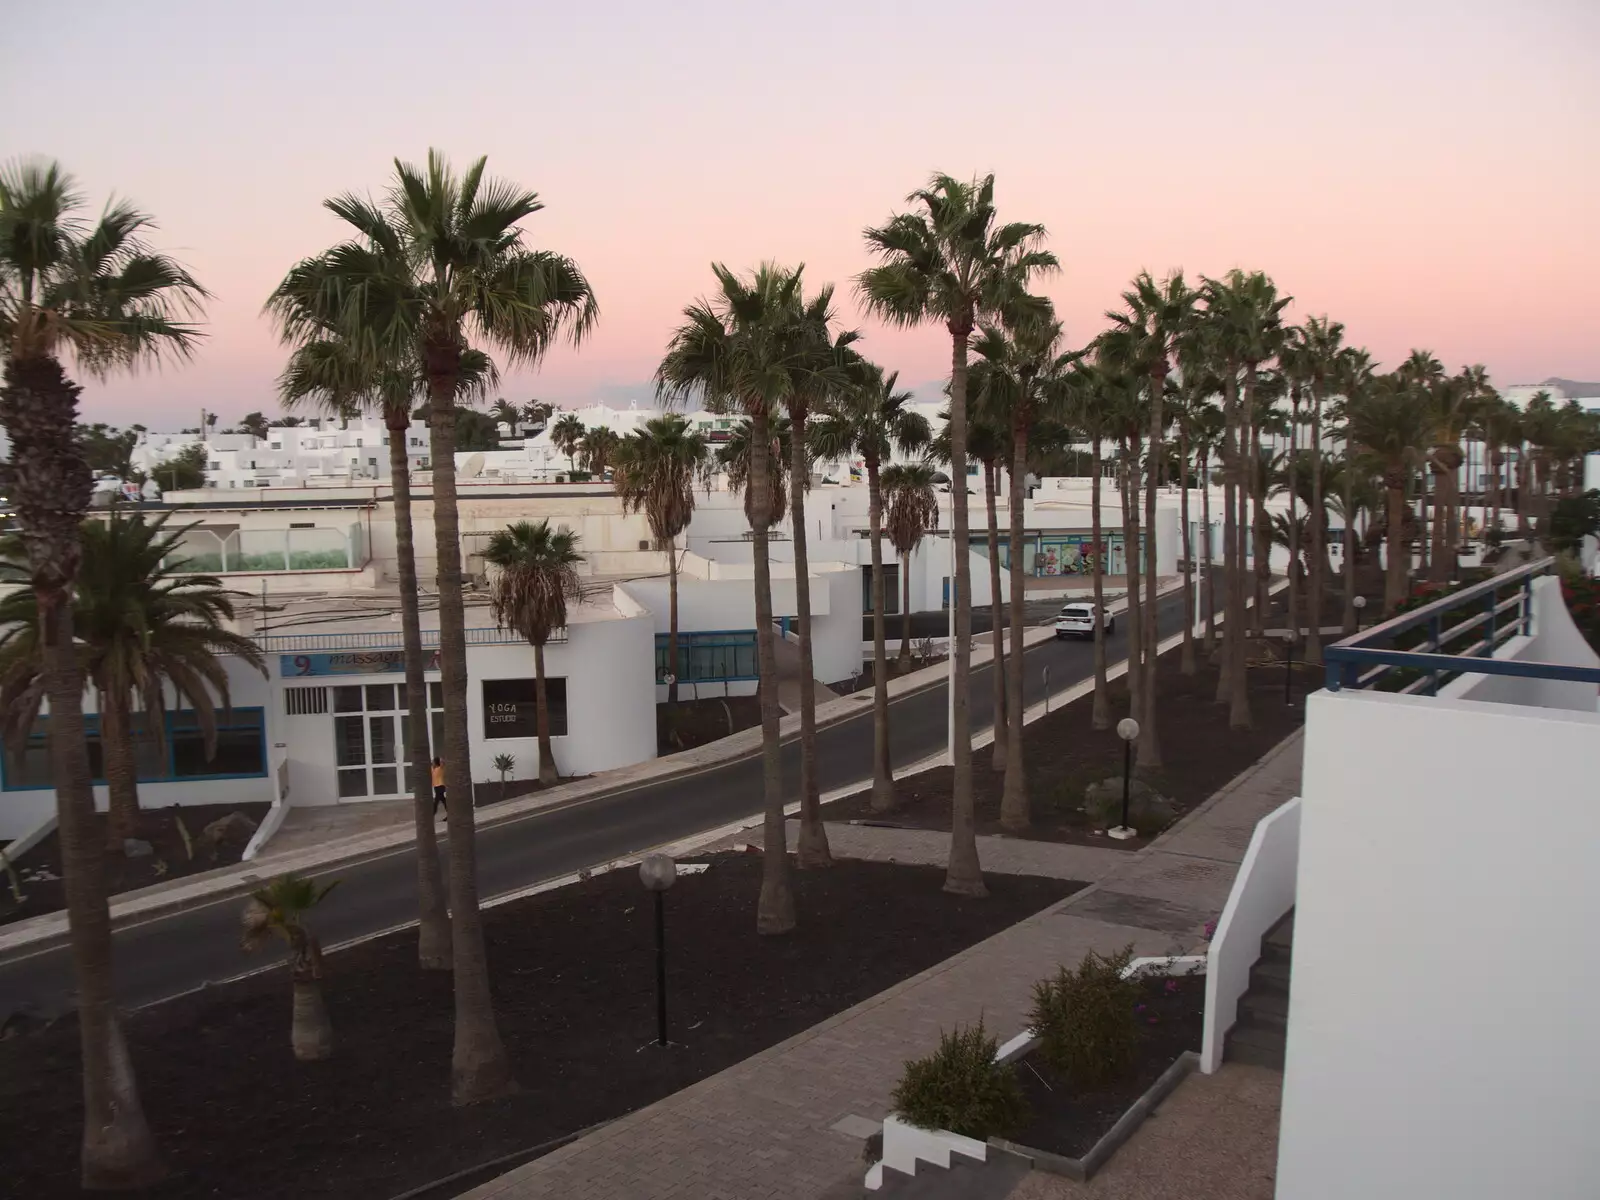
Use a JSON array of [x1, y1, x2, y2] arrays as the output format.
[[241, 873, 339, 1062], [523, 399, 554, 432], [551, 412, 586, 475], [492, 753, 516, 801], [657, 262, 816, 933], [267, 149, 596, 1105], [882, 462, 940, 664], [0, 158, 207, 1187], [612, 414, 710, 705], [1347, 375, 1434, 613], [811, 361, 931, 813], [578, 425, 620, 477], [0, 513, 265, 854], [484, 520, 584, 785], [274, 324, 495, 974], [857, 173, 1057, 898], [490, 397, 523, 435]]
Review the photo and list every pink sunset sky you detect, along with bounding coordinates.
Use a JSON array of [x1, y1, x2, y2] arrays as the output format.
[[4, 0, 1596, 427]]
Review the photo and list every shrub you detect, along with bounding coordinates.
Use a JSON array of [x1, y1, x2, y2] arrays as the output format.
[[1029, 946, 1141, 1086], [891, 1020, 1027, 1139]]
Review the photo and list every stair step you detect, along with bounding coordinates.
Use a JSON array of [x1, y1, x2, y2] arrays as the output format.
[[1249, 954, 1291, 994], [872, 1150, 1025, 1198], [1226, 1022, 1286, 1070], [1259, 909, 1296, 963], [1239, 988, 1289, 1030]]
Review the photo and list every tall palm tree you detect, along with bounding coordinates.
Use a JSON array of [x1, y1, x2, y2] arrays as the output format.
[[1347, 376, 1434, 613], [719, 415, 792, 527], [1069, 361, 1117, 731], [882, 462, 940, 664], [0, 158, 206, 1187], [273, 322, 495, 974], [811, 362, 931, 813], [658, 262, 816, 933], [1278, 332, 1311, 645], [613, 415, 710, 707], [1426, 373, 1472, 581], [0, 514, 265, 857], [858, 173, 1057, 898], [551, 412, 585, 474], [1332, 348, 1375, 629], [577, 424, 620, 477], [1397, 350, 1446, 575], [1298, 316, 1345, 664], [1189, 398, 1225, 657], [267, 149, 596, 1105], [490, 397, 523, 434], [485, 520, 583, 785]]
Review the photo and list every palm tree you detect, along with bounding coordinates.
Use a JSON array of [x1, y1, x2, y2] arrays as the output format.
[[612, 414, 710, 706], [267, 149, 596, 1105], [1426, 373, 1472, 581], [490, 397, 523, 435], [0, 514, 265, 857], [551, 412, 586, 475], [719, 415, 792, 527], [882, 462, 940, 664], [1397, 350, 1445, 575], [1070, 361, 1117, 731], [1347, 376, 1433, 613], [484, 520, 584, 785], [811, 362, 931, 813], [522, 399, 554, 433], [1298, 316, 1345, 664], [657, 262, 817, 933], [578, 425, 620, 477], [0, 158, 207, 1187], [241, 873, 339, 1062], [858, 173, 1057, 897], [1332, 348, 1375, 629], [273, 323, 495, 975], [1189, 398, 1225, 657]]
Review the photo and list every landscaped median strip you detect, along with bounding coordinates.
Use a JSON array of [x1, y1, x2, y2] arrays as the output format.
[[0, 579, 1190, 962]]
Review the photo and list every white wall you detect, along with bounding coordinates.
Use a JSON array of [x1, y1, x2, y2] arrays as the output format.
[[809, 564, 865, 685], [1441, 576, 1600, 712], [1277, 689, 1600, 1200]]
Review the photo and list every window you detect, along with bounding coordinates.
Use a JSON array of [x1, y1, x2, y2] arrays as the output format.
[[331, 682, 443, 797], [483, 677, 567, 739], [653, 631, 757, 683], [861, 563, 900, 615], [209, 460, 220, 470], [285, 686, 328, 715], [355, 438, 363, 448], [1, 709, 268, 790]]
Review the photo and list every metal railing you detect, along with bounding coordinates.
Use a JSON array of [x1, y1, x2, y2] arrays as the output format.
[[1323, 557, 1600, 696], [257, 626, 567, 652]]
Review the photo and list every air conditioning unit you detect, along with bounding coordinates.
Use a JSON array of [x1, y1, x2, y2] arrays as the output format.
[[639, 540, 651, 551]]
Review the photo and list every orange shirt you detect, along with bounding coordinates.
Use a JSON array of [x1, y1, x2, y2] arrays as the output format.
[[431, 763, 444, 788]]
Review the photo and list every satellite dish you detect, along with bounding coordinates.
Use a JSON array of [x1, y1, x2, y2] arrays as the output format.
[[460, 453, 486, 479]]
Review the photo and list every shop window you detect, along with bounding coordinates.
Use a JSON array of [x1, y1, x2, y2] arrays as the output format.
[[482, 677, 567, 739], [653, 631, 757, 683], [2, 708, 268, 790]]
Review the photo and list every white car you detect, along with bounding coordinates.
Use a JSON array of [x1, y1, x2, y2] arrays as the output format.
[[1053, 601, 1114, 639]]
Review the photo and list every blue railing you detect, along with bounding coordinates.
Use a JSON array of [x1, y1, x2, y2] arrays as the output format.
[[1323, 557, 1600, 696], [257, 626, 566, 652]]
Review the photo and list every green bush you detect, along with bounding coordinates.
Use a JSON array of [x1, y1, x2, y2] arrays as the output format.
[[891, 1020, 1027, 1139], [289, 549, 350, 570], [1029, 946, 1141, 1086]]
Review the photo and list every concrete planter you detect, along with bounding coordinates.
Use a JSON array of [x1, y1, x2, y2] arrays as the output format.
[[865, 955, 1206, 1189]]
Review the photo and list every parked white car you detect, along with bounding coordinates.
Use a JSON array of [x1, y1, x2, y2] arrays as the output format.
[[1053, 601, 1114, 639]]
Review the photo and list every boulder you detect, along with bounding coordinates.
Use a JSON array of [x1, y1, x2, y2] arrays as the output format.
[[1082, 776, 1176, 832], [198, 811, 258, 851], [123, 838, 153, 858]]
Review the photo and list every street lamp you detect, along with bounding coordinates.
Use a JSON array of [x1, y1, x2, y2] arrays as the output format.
[[1283, 630, 1295, 707], [1042, 664, 1051, 713], [639, 854, 677, 1047], [1109, 718, 1140, 841], [1353, 594, 1368, 631]]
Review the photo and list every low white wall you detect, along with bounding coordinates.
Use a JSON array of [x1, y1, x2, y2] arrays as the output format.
[[1442, 576, 1600, 712], [1200, 797, 1301, 1073], [1277, 689, 1600, 1200], [810, 565, 865, 685]]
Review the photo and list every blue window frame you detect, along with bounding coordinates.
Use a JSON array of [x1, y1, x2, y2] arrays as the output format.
[[653, 631, 758, 683], [1, 707, 268, 791]]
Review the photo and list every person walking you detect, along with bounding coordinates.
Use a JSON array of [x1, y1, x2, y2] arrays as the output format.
[[431, 756, 448, 820]]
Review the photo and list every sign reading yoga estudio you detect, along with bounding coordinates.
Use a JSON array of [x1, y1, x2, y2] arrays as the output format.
[[281, 650, 441, 678]]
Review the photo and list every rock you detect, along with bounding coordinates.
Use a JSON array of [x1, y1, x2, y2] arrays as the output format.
[[198, 812, 258, 850], [1082, 776, 1176, 832], [123, 838, 153, 858]]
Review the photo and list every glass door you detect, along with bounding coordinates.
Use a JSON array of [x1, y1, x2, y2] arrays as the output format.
[[333, 682, 443, 801]]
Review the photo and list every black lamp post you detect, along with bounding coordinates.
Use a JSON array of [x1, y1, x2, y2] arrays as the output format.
[[1109, 717, 1140, 840], [1283, 631, 1295, 706], [639, 853, 677, 1047], [1353, 593, 1367, 632]]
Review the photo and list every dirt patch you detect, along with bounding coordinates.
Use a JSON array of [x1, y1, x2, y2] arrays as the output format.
[[0, 853, 1080, 1200], [821, 646, 1305, 848], [1009, 973, 1204, 1160], [655, 695, 763, 754], [0, 803, 269, 928]]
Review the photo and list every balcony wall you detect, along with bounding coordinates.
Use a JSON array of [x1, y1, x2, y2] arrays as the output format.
[[1441, 575, 1600, 712]]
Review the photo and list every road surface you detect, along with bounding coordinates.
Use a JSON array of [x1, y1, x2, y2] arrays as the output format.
[[0, 587, 1204, 1017]]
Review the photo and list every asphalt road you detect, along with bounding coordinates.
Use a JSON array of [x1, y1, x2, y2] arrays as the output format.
[[0, 586, 1203, 1018]]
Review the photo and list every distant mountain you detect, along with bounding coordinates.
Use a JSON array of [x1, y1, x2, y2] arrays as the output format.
[[1539, 377, 1600, 398]]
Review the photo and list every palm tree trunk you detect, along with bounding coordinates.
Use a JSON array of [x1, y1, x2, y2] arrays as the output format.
[[1429, 460, 1449, 582], [1287, 393, 1300, 644], [1202, 444, 1216, 655], [1139, 373, 1163, 772], [943, 324, 985, 899], [667, 543, 681, 704], [426, 357, 516, 1105], [867, 461, 894, 814], [390, 420, 450, 971], [1342, 440, 1358, 633], [898, 550, 912, 665], [1, 356, 164, 1188], [99, 688, 141, 853], [787, 409, 831, 868], [1090, 436, 1110, 731], [749, 406, 796, 931], [1231, 370, 1256, 728], [1418, 465, 1431, 577], [1000, 413, 1029, 830], [1385, 474, 1408, 614], [291, 978, 334, 1062], [985, 460, 1007, 771], [1179, 421, 1195, 675], [1120, 445, 1143, 722], [1307, 388, 1325, 664], [533, 641, 557, 785], [1250, 406, 1270, 634]]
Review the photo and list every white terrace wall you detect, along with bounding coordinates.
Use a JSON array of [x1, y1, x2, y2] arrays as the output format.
[[1276, 688, 1600, 1200], [1440, 575, 1600, 712]]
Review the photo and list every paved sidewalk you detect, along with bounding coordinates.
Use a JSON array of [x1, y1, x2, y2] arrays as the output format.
[[459, 730, 1304, 1200]]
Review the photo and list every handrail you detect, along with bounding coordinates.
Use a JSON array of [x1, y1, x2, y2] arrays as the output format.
[[257, 626, 567, 652], [1322, 556, 1600, 693]]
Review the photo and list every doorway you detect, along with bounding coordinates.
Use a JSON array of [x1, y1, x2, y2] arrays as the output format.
[[332, 681, 444, 801]]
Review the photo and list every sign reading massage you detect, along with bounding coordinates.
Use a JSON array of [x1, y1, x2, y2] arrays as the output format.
[[281, 649, 441, 677]]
